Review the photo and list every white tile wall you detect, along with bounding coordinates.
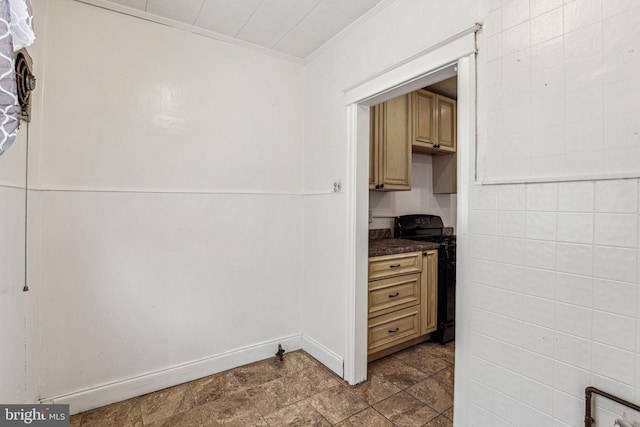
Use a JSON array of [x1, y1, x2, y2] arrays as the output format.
[[555, 242, 593, 275], [522, 349, 555, 385], [530, 0, 561, 18], [522, 378, 553, 413], [553, 361, 591, 398], [469, 174, 640, 423], [593, 246, 637, 283], [591, 343, 635, 385], [552, 390, 583, 425], [519, 406, 553, 427], [478, 0, 640, 182], [592, 278, 637, 316], [554, 302, 592, 338], [557, 213, 594, 244], [521, 323, 555, 357], [558, 181, 594, 212], [524, 233, 558, 269], [595, 180, 639, 213], [525, 212, 557, 240], [592, 310, 635, 351], [522, 267, 555, 298], [555, 272, 592, 308]]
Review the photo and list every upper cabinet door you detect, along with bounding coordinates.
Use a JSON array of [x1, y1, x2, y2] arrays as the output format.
[[436, 95, 457, 152], [412, 90, 437, 149], [379, 95, 412, 191], [411, 90, 457, 155]]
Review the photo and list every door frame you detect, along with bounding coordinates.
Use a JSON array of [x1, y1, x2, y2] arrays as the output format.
[[342, 27, 479, 406]]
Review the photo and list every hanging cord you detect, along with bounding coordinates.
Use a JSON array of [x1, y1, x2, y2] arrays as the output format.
[[23, 120, 29, 292]]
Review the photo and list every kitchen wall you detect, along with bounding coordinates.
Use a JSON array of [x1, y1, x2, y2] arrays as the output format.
[[31, 0, 305, 411], [305, 0, 640, 426], [369, 153, 457, 231]]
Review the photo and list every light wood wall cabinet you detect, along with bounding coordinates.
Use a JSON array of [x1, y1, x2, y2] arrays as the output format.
[[367, 250, 438, 361], [369, 94, 412, 191], [412, 89, 457, 154]]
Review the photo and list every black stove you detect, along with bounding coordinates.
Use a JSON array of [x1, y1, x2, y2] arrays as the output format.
[[394, 214, 456, 344]]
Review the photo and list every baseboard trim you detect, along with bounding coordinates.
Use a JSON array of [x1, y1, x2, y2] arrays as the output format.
[[41, 334, 302, 415], [302, 334, 344, 378]]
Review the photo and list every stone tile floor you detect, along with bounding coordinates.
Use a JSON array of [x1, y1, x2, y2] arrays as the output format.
[[70, 341, 454, 426]]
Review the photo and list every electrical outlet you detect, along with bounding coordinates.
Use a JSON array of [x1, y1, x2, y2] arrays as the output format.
[[333, 181, 342, 192], [368, 210, 373, 223]]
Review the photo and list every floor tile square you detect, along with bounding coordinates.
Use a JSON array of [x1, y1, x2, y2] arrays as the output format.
[[79, 398, 143, 427], [406, 377, 453, 413], [372, 391, 439, 427], [246, 376, 307, 415], [334, 408, 394, 426], [368, 357, 429, 388], [69, 414, 81, 427], [350, 375, 402, 405], [443, 406, 454, 420], [189, 371, 244, 405], [140, 383, 196, 425], [308, 385, 369, 424], [231, 359, 283, 388], [432, 366, 454, 388], [145, 407, 205, 427], [199, 391, 266, 426], [263, 399, 331, 426], [423, 414, 454, 427], [290, 365, 341, 397]]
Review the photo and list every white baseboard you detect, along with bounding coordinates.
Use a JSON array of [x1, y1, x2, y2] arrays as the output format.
[[301, 334, 344, 378], [41, 335, 302, 415]]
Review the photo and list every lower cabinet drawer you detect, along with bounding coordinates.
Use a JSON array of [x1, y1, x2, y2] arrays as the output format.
[[368, 252, 421, 280], [368, 273, 420, 318], [368, 306, 421, 354]]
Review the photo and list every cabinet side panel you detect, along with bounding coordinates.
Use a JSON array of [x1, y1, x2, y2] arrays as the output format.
[[422, 250, 438, 334]]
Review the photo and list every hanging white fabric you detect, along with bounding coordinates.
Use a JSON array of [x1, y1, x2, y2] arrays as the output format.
[[0, 0, 33, 157], [9, 0, 34, 50]]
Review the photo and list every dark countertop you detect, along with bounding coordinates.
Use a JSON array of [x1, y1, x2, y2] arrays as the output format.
[[369, 238, 439, 257]]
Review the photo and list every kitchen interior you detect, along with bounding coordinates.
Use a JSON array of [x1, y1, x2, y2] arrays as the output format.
[[367, 76, 458, 415]]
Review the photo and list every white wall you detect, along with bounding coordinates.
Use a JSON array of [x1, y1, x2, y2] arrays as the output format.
[[10, 0, 638, 423], [306, 0, 640, 426], [303, 0, 477, 387], [369, 153, 457, 231], [33, 0, 305, 411], [0, 0, 47, 403], [477, 0, 640, 182], [465, 1, 640, 425], [0, 138, 28, 403]]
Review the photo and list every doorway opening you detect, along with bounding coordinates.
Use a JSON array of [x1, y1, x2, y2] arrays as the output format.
[[363, 74, 459, 422], [343, 32, 478, 425]]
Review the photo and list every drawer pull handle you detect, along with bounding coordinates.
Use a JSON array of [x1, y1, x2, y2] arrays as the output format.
[[388, 292, 400, 298], [388, 328, 399, 333], [389, 264, 401, 268]]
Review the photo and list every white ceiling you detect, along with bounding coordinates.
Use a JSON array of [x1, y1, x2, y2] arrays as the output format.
[[79, 0, 387, 61]]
